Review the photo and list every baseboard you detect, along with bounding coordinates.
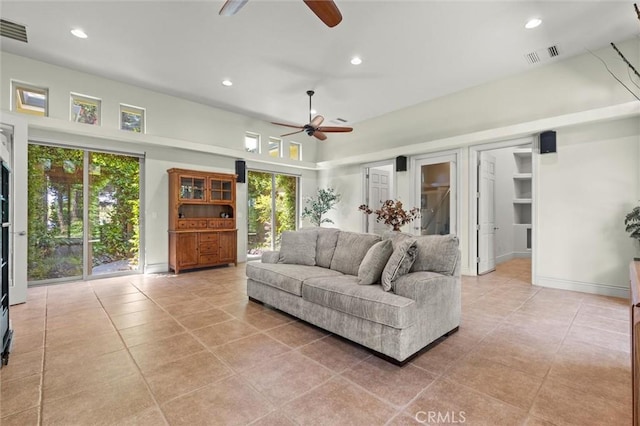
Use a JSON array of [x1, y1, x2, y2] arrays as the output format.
[[514, 251, 532, 259], [496, 253, 514, 264], [535, 275, 629, 298], [144, 263, 169, 274]]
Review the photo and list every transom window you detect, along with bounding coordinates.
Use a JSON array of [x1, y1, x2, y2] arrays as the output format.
[[12, 81, 48, 116]]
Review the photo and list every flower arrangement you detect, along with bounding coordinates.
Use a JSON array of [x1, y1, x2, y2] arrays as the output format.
[[359, 199, 420, 231]]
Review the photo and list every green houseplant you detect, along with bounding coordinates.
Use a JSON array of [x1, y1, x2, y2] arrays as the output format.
[[301, 188, 341, 227], [626, 206, 640, 251]]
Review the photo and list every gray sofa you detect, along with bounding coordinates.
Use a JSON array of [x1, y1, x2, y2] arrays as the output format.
[[245, 228, 461, 364]]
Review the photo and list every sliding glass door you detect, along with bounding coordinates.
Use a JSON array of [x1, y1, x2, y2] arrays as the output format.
[[247, 171, 298, 259], [27, 144, 141, 284]]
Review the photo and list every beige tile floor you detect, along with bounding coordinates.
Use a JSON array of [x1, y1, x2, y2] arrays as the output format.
[[0, 259, 631, 425]]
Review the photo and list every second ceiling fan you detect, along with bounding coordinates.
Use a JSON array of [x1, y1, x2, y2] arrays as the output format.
[[219, 0, 343, 28], [272, 90, 353, 141]]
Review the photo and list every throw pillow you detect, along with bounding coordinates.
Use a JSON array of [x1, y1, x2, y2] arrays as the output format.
[[381, 238, 417, 291], [278, 230, 318, 266], [357, 239, 394, 285]]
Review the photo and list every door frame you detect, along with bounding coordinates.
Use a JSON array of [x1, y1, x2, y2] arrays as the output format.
[[469, 137, 536, 280], [410, 149, 462, 236]]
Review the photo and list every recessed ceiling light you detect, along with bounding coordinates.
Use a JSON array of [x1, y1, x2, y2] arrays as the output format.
[[350, 57, 362, 65], [525, 18, 542, 29], [221, 79, 233, 87], [71, 28, 88, 39]]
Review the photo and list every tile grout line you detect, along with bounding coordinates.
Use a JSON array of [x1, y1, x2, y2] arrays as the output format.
[[92, 284, 171, 426], [36, 286, 50, 426]]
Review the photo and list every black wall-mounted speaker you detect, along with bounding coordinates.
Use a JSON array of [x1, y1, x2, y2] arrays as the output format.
[[396, 156, 408, 172], [540, 131, 557, 154], [235, 160, 246, 183]]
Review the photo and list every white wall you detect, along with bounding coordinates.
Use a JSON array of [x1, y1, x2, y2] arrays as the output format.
[[535, 116, 640, 296]]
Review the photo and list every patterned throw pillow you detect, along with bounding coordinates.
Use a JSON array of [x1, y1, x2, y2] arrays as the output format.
[[357, 239, 394, 285], [381, 238, 417, 291], [278, 230, 318, 266]]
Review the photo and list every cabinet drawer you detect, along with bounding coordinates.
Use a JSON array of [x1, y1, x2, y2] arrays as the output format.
[[177, 220, 188, 229], [200, 242, 218, 254], [198, 220, 208, 228], [187, 220, 199, 229], [208, 219, 221, 229], [200, 233, 219, 242], [223, 219, 235, 229], [199, 255, 218, 265]]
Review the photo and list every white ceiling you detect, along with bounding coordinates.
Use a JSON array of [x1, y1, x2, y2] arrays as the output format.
[[1, 1, 638, 126]]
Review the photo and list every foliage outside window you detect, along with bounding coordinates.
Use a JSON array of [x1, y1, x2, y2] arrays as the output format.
[[289, 142, 301, 161], [27, 144, 140, 281], [268, 137, 282, 158], [12, 81, 48, 116], [245, 132, 260, 153], [120, 104, 145, 133], [247, 171, 297, 255], [70, 93, 101, 125]]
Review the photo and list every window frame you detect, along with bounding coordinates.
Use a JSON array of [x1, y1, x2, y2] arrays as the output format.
[[70, 93, 102, 125], [119, 104, 146, 133], [245, 132, 261, 154], [289, 142, 302, 161], [11, 81, 48, 116], [268, 137, 282, 158]]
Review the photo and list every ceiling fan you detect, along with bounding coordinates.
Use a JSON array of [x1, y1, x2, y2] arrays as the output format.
[[271, 90, 353, 141], [219, 0, 343, 28]]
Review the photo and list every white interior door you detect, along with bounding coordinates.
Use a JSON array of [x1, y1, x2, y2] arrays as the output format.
[[414, 155, 457, 236], [478, 152, 496, 275], [368, 168, 390, 235]]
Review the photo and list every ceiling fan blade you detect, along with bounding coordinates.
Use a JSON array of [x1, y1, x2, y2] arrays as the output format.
[[310, 115, 324, 128], [271, 121, 304, 130], [303, 0, 342, 28], [280, 129, 305, 137], [316, 126, 353, 133], [219, 0, 248, 16], [313, 130, 327, 141]]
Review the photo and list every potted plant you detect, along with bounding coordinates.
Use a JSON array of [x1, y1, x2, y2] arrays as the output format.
[[301, 187, 341, 227], [359, 199, 420, 231], [626, 205, 640, 258]]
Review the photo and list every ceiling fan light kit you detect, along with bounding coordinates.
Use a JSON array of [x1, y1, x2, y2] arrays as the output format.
[[271, 90, 353, 141]]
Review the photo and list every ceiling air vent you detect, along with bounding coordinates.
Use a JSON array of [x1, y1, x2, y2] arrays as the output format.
[[547, 45, 560, 58], [525, 51, 541, 65], [0, 19, 27, 43]]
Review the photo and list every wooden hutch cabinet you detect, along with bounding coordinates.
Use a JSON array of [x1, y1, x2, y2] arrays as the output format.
[[168, 168, 237, 273]]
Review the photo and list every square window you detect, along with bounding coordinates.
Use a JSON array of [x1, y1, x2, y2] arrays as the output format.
[[245, 132, 260, 153], [120, 104, 145, 133], [70, 93, 101, 125], [12, 81, 48, 116], [289, 142, 302, 161], [268, 137, 282, 158]]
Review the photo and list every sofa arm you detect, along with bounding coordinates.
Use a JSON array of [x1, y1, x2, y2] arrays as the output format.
[[394, 271, 456, 301], [261, 251, 280, 264]]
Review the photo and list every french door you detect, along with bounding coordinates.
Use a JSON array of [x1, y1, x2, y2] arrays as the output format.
[[247, 170, 298, 259], [414, 154, 458, 236], [27, 143, 142, 284]]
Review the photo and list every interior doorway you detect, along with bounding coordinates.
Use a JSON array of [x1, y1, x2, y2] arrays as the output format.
[[471, 139, 534, 279]]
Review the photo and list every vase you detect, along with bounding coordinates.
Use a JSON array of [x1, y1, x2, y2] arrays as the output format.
[[391, 225, 401, 232]]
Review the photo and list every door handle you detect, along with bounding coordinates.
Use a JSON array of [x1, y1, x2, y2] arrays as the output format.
[[493, 227, 499, 230], [13, 231, 26, 236]]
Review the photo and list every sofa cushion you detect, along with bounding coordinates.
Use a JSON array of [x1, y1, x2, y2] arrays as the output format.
[[301, 227, 340, 268], [381, 238, 417, 291], [302, 275, 416, 329], [410, 234, 459, 275], [246, 262, 343, 296], [330, 232, 381, 276], [383, 232, 459, 276], [358, 239, 394, 285], [278, 230, 317, 266]]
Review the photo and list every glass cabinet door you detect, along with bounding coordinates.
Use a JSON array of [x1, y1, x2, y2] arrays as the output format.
[[180, 176, 205, 201], [210, 178, 233, 202]]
